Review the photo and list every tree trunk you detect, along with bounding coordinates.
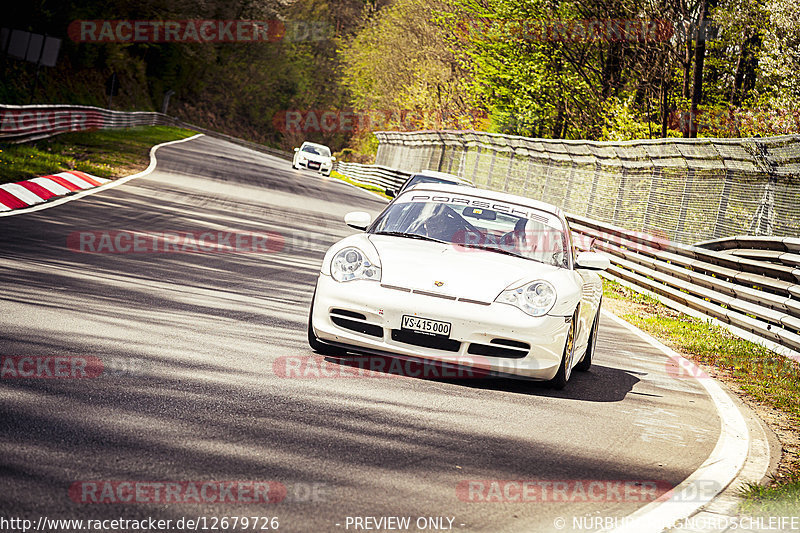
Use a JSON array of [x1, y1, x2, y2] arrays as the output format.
[[682, 25, 693, 100], [661, 68, 671, 138], [688, 0, 712, 138], [723, 29, 756, 107], [602, 43, 624, 99], [552, 103, 565, 139]]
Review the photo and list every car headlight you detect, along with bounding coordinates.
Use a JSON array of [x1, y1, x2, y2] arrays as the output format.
[[496, 280, 557, 316], [331, 247, 381, 282]]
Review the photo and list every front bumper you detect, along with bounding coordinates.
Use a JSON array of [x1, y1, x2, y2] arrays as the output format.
[[297, 160, 332, 174], [310, 274, 571, 380]]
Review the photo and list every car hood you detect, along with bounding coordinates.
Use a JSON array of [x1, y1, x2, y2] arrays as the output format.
[[366, 234, 560, 303]]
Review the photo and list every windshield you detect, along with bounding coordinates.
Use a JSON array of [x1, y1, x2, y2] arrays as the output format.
[[401, 175, 462, 192], [301, 145, 331, 157], [370, 196, 570, 268]]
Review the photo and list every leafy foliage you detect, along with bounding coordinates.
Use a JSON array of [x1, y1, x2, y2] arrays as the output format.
[[341, 0, 799, 141]]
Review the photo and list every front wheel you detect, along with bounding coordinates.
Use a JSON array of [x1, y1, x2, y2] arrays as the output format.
[[549, 309, 577, 390], [575, 298, 601, 372]]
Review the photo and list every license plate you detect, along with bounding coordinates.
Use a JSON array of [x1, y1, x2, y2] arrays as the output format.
[[401, 315, 451, 337], [308, 161, 321, 169]]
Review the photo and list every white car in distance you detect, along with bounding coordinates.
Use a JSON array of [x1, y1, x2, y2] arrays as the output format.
[[308, 183, 610, 389], [385, 170, 475, 198], [292, 142, 335, 176]]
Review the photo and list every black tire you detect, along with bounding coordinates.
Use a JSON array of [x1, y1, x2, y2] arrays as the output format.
[[575, 298, 601, 372], [307, 289, 347, 356], [549, 309, 578, 390]]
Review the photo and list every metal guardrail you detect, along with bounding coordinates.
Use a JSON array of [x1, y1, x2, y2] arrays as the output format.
[[333, 161, 800, 359], [568, 215, 800, 356], [0, 103, 293, 161], [0, 104, 176, 143], [372, 130, 800, 246], [333, 161, 410, 191]]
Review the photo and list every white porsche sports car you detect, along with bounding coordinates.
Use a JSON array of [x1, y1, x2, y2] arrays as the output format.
[[307, 184, 609, 389]]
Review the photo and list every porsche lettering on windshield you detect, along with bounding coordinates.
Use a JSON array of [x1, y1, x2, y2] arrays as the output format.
[[407, 194, 561, 230]]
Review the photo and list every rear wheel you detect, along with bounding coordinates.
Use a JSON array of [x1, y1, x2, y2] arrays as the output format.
[[549, 309, 577, 390], [575, 298, 601, 372], [307, 288, 347, 356]]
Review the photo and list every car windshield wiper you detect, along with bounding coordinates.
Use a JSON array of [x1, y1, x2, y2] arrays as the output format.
[[372, 231, 448, 244], [455, 242, 556, 264], [456, 242, 522, 258]]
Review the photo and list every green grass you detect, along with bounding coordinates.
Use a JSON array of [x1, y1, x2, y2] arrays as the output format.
[[0, 126, 197, 185], [603, 279, 800, 512], [739, 478, 800, 515], [330, 170, 392, 199]]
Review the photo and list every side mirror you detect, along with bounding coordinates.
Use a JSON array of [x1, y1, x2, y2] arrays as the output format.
[[385, 188, 396, 198], [294, 147, 300, 152], [344, 211, 372, 231], [331, 156, 336, 161], [575, 252, 610, 271]]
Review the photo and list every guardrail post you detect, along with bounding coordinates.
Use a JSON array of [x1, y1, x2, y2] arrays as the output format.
[[426, 144, 437, 171], [487, 149, 498, 189], [586, 162, 602, 219], [749, 174, 777, 236], [446, 144, 456, 174], [748, 141, 778, 236], [471, 146, 483, 184], [713, 170, 733, 238], [612, 167, 629, 225], [457, 143, 468, 177], [562, 161, 577, 211], [541, 156, 553, 200], [643, 169, 662, 233], [435, 133, 446, 172], [674, 168, 696, 243], [503, 150, 516, 192]]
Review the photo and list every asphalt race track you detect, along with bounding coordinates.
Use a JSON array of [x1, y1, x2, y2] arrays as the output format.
[[0, 136, 723, 533]]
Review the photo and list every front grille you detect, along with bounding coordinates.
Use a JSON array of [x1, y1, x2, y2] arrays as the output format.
[[391, 329, 461, 352], [331, 309, 366, 320], [330, 310, 383, 338], [491, 338, 530, 349], [468, 339, 530, 359]]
